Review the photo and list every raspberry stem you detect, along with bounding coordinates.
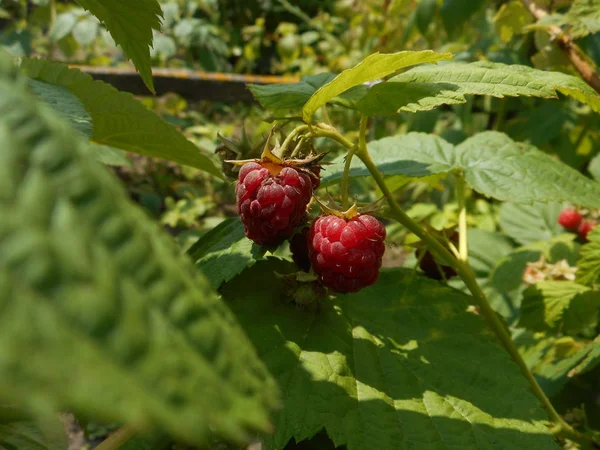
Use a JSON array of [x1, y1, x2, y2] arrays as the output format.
[[455, 173, 468, 261], [310, 120, 599, 449], [340, 117, 366, 208], [279, 125, 310, 158]]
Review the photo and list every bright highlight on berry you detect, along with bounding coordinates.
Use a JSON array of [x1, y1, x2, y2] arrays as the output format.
[[308, 214, 386, 293]]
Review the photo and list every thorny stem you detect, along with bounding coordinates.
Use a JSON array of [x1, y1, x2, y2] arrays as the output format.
[[309, 121, 599, 449], [455, 173, 468, 261], [341, 144, 358, 209], [279, 125, 310, 157], [94, 426, 137, 450], [290, 135, 308, 158], [521, 0, 600, 95]]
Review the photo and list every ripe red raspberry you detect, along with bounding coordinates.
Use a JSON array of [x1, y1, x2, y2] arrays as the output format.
[[578, 220, 597, 241], [558, 209, 583, 230], [289, 227, 311, 272], [308, 214, 386, 293], [236, 162, 313, 246]]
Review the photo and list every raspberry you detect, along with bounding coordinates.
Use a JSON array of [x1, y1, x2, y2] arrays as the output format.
[[290, 227, 311, 272], [578, 220, 597, 241], [558, 209, 583, 230], [417, 231, 458, 281], [308, 214, 386, 293], [236, 162, 313, 246]]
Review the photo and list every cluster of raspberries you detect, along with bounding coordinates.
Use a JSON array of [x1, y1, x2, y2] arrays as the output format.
[[558, 208, 598, 241], [235, 161, 386, 293]]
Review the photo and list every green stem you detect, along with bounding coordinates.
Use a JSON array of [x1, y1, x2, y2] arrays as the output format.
[[312, 121, 598, 448], [311, 126, 354, 150], [340, 118, 367, 208], [279, 125, 309, 158], [455, 173, 468, 261], [341, 144, 358, 209], [94, 426, 137, 450], [290, 135, 308, 158]]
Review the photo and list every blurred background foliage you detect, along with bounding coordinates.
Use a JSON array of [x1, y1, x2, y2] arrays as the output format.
[[3, 0, 600, 446]]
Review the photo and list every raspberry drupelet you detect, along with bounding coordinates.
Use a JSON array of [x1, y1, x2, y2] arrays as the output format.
[[309, 214, 386, 293], [236, 162, 313, 246]]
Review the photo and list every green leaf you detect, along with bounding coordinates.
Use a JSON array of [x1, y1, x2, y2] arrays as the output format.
[[21, 58, 223, 178], [356, 61, 600, 115], [518, 281, 600, 334], [415, 0, 437, 34], [499, 202, 564, 245], [516, 332, 593, 397], [49, 12, 77, 42], [0, 415, 67, 450], [224, 260, 559, 450], [491, 248, 542, 294], [329, 131, 600, 208], [531, 0, 600, 39], [27, 79, 93, 137], [571, 336, 600, 376], [457, 132, 600, 207], [577, 226, 600, 287], [440, 0, 485, 34], [249, 73, 336, 116], [321, 132, 455, 185], [73, 0, 163, 92], [493, 1, 533, 43], [505, 103, 575, 147], [0, 54, 277, 445], [90, 143, 132, 167], [72, 17, 99, 46], [588, 153, 600, 182], [491, 236, 579, 294], [187, 218, 266, 289], [301, 51, 453, 122], [355, 81, 466, 115]]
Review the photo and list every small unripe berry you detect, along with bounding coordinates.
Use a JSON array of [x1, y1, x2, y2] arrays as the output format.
[[558, 209, 583, 230], [308, 214, 386, 293]]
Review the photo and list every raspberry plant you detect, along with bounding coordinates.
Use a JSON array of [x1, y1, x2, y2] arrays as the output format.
[[3, 1, 600, 450]]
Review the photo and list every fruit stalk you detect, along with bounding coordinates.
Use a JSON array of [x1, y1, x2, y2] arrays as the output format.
[[279, 125, 310, 157]]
